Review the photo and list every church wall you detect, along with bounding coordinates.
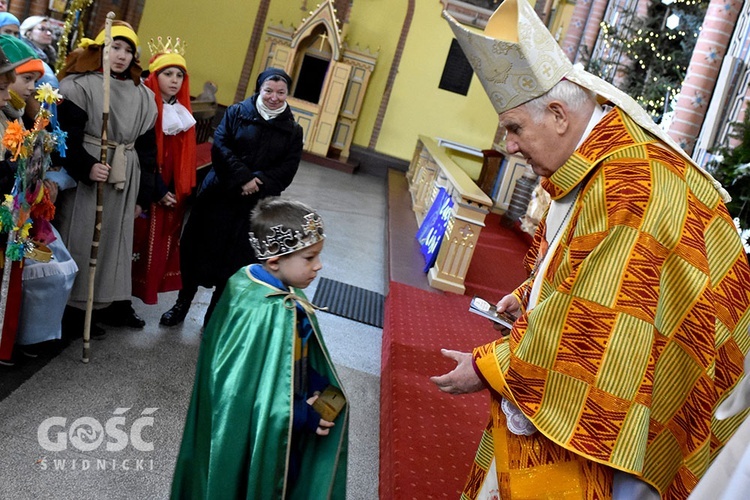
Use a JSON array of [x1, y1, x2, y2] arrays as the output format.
[[137, 0, 268, 104], [137, 0, 499, 162], [244, 3, 306, 101], [374, 0, 498, 159], [338, 0, 406, 153]]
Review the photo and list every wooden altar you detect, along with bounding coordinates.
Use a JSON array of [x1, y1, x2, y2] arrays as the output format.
[[407, 136, 493, 294]]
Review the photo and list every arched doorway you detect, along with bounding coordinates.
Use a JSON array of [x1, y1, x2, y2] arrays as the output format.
[[261, 0, 376, 161]]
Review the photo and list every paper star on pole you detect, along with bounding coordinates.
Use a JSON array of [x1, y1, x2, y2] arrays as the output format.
[[35, 83, 63, 105]]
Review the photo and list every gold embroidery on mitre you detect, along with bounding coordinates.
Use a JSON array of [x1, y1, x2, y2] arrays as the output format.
[[442, 0, 730, 202], [443, 0, 572, 115]]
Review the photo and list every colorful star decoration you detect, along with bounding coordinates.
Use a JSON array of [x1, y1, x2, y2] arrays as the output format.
[[34, 83, 62, 106], [0, 85, 66, 263]]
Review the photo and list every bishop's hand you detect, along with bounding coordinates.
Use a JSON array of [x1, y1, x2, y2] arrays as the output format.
[[430, 349, 485, 395]]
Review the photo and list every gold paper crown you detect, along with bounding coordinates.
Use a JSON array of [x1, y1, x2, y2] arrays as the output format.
[[147, 36, 187, 73], [249, 213, 325, 260], [443, 0, 730, 201], [147, 36, 186, 57]]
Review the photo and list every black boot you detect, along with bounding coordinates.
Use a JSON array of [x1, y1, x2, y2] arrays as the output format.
[[62, 306, 107, 340], [97, 301, 145, 329], [160, 298, 191, 326]]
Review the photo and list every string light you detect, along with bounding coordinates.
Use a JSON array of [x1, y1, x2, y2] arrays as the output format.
[[54, 0, 94, 74], [591, 0, 707, 120]]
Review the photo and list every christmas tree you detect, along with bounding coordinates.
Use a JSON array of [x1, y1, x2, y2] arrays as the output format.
[[711, 102, 750, 231], [588, 0, 708, 122]]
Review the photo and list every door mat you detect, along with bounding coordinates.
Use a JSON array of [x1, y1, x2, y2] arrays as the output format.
[[312, 278, 384, 328]]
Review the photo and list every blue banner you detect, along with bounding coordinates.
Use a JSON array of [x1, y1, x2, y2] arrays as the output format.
[[416, 187, 454, 272]]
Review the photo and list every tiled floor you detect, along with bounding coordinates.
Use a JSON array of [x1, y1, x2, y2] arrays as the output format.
[[0, 161, 386, 499]]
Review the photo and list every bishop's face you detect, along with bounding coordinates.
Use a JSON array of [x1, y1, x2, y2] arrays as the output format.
[[0, 74, 12, 109], [499, 104, 572, 178]]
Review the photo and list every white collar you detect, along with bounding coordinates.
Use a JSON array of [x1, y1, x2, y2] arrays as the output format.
[[162, 101, 196, 135]]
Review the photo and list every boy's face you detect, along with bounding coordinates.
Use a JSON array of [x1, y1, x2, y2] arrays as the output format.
[[0, 25, 19, 37], [157, 66, 185, 101], [0, 72, 13, 108], [11, 71, 40, 101], [110, 39, 134, 74], [268, 240, 324, 289]]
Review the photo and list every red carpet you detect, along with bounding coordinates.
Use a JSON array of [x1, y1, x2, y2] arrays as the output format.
[[381, 205, 531, 497], [463, 212, 531, 299], [380, 281, 508, 498]]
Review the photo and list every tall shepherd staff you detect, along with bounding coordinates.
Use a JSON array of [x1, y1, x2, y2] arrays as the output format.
[[82, 12, 115, 363]]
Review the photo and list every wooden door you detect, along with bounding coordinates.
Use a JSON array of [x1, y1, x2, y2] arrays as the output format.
[[267, 44, 293, 75], [309, 61, 351, 156]]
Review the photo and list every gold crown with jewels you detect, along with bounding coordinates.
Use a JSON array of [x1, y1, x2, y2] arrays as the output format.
[[249, 213, 325, 260]]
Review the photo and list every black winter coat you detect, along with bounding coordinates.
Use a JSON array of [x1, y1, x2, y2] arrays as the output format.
[[180, 95, 303, 287]]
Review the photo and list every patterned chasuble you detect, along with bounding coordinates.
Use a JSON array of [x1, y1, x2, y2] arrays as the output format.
[[469, 108, 750, 499]]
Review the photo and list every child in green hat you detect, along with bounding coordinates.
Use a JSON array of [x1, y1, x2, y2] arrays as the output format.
[[0, 34, 43, 128]]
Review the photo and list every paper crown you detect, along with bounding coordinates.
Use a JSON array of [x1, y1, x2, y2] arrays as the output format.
[[443, 0, 729, 201], [148, 36, 187, 73], [249, 212, 325, 260]]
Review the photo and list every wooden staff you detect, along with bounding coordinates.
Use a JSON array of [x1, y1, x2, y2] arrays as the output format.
[[83, 11, 115, 363]]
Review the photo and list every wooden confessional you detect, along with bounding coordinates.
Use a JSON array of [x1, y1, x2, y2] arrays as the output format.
[[260, 0, 377, 162]]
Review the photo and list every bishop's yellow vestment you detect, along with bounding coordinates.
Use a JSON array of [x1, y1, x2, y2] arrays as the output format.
[[467, 108, 750, 499]]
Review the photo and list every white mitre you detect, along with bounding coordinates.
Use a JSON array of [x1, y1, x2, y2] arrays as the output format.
[[443, 0, 729, 201]]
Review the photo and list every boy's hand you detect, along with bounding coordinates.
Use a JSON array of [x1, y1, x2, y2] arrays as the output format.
[[89, 162, 110, 182], [43, 179, 58, 203], [316, 419, 335, 436], [306, 394, 336, 436], [159, 191, 177, 207]]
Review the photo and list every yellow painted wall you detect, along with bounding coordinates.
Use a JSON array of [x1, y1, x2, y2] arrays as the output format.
[[549, 0, 577, 45], [138, 0, 500, 162], [375, 0, 499, 159], [246, 3, 306, 100], [338, 0, 407, 153], [138, 0, 263, 105]]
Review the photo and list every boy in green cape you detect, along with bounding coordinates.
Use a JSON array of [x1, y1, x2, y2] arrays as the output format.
[[171, 198, 348, 499]]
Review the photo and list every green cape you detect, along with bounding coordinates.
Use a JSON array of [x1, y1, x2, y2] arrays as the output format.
[[171, 267, 348, 499]]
